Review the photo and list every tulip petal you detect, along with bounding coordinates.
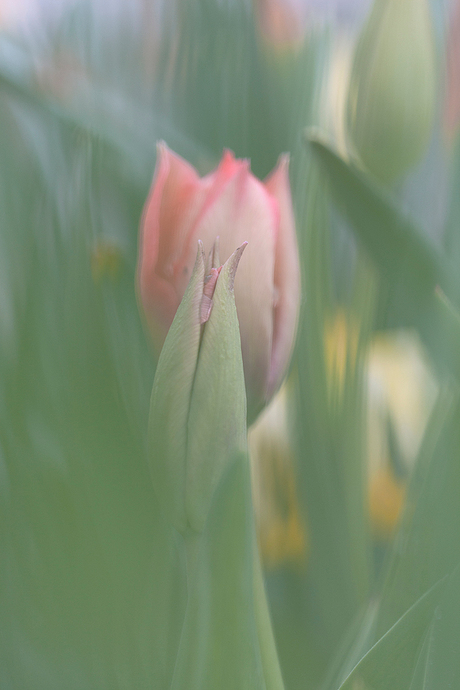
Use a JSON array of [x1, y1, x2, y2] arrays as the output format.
[[138, 143, 209, 348], [193, 163, 278, 418], [264, 154, 300, 400], [446, 0, 460, 138]]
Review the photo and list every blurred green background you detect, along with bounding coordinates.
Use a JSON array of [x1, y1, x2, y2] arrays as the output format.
[[1, 0, 460, 688]]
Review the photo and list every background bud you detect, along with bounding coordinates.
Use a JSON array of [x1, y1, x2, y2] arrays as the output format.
[[346, 0, 436, 184]]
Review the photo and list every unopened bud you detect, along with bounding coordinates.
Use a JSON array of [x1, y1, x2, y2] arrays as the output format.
[[148, 241, 248, 535], [346, 0, 436, 184]]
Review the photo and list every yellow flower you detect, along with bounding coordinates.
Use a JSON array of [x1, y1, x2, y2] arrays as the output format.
[[249, 384, 308, 570], [366, 331, 438, 537], [324, 309, 359, 402], [91, 241, 123, 283], [325, 312, 437, 539], [368, 467, 406, 539]]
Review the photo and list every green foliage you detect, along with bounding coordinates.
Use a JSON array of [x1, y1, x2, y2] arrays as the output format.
[[149, 244, 248, 534], [1, 0, 460, 689], [307, 134, 447, 326], [170, 453, 281, 690], [337, 580, 445, 690], [308, 134, 460, 381]]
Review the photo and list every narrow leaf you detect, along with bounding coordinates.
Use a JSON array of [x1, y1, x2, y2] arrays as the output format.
[[338, 581, 445, 690], [307, 132, 451, 327]]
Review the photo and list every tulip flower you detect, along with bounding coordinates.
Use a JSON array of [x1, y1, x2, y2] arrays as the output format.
[[253, 0, 307, 52], [138, 143, 300, 422], [445, 0, 460, 140]]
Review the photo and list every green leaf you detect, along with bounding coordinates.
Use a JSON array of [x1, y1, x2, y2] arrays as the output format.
[[421, 564, 460, 689], [186, 245, 248, 533], [307, 132, 450, 329], [170, 454, 268, 690], [306, 133, 460, 382], [337, 581, 445, 690], [148, 246, 206, 535], [292, 155, 373, 663], [148, 243, 248, 535]]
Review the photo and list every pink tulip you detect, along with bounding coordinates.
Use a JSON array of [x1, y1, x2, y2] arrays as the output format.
[[253, 0, 307, 51], [138, 143, 300, 420], [445, 0, 460, 140]]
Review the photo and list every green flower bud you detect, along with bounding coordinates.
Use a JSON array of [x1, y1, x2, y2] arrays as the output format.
[[148, 240, 248, 535], [346, 0, 436, 184]]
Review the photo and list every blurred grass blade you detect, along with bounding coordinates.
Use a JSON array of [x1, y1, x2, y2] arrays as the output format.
[[337, 580, 445, 690], [306, 132, 451, 328], [420, 564, 460, 689], [375, 392, 460, 633], [291, 147, 373, 673]]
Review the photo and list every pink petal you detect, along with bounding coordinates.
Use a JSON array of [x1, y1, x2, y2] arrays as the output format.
[[264, 154, 300, 400], [138, 143, 206, 348], [193, 161, 278, 413], [147, 148, 247, 305], [445, 0, 460, 138], [194, 150, 249, 233]]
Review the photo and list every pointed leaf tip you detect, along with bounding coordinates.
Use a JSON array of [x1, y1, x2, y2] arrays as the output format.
[[227, 241, 248, 292], [197, 239, 205, 260]]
